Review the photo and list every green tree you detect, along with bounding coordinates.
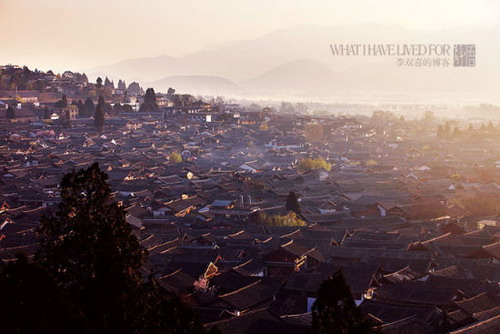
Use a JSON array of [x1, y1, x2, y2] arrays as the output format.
[[95, 94, 109, 122], [312, 270, 374, 334], [55, 94, 68, 108], [169, 152, 182, 163], [36, 164, 147, 332], [298, 158, 331, 172], [104, 77, 113, 88], [77, 100, 86, 117], [127, 82, 143, 95], [286, 191, 301, 214], [61, 110, 71, 128], [35, 163, 204, 333], [94, 102, 105, 133], [259, 122, 269, 131], [118, 79, 127, 91], [252, 211, 306, 227], [97, 95, 105, 109], [140, 88, 159, 112], [84, 97, 95, 117], [6, 105, 16, 119], [0, 253, 82, 334]]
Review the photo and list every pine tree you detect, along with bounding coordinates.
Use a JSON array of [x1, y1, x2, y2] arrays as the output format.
[[312, 270, 374, 334], [34, 163, 204, 333], [84, 97, 95, 117], [97, 95, 105, 109], [140, 88, 159, 112], [36, 163, 146, 332], [77, 100, 86, 117], [97, 94, 112, 115], [286, 191, 301, 214], [54, 94, 68, 108], [118, 79, 127, 91], [127, 82, 143, 95], [62, 94, 68, 107], [94, 100, 105, 133], [0, 253, 82, 334], [62, 110, 71, 128]]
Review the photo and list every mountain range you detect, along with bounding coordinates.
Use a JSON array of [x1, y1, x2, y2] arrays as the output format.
[[89, 24, 500, 102]]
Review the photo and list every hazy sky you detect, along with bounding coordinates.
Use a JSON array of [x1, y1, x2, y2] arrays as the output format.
[[1, 0, 499, 72]]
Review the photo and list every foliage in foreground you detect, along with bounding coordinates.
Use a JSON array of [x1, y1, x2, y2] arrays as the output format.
[[312, 270, 375, 334], [0, 163, 204, 334]]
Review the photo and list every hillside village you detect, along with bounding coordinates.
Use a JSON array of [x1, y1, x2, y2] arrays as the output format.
[[1, 64, 500, 333]]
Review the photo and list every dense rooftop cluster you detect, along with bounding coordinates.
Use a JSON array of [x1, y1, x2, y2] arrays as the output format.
[[1, 65, 500, 333]]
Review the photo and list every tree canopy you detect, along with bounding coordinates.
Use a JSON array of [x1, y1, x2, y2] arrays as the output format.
[[312, 270, 374, 334], [118, 79, 127, 90], [286, 191, 301, 214], [36, 163, 148, 332], [55, 94, 68, 108], [0, 253, 80, 334], [140, 87, 159, 112], [84, 97, 95, 117], [252, 211, 306, 227], [259, 122, 269, 131], [297, 158, 331, 172], [169, 152, 183, 164], [0, 163, 208, 333]]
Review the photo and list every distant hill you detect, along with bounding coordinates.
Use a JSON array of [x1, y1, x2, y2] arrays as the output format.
[[90, 56, 179, 83], [148, 75, 241, 96], [241, 59, 338, 96], [89, 24, 500, 102]]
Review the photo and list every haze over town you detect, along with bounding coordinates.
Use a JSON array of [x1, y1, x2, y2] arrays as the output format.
[[2, 0, 500, 104], [1, 1, 499, 334]]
